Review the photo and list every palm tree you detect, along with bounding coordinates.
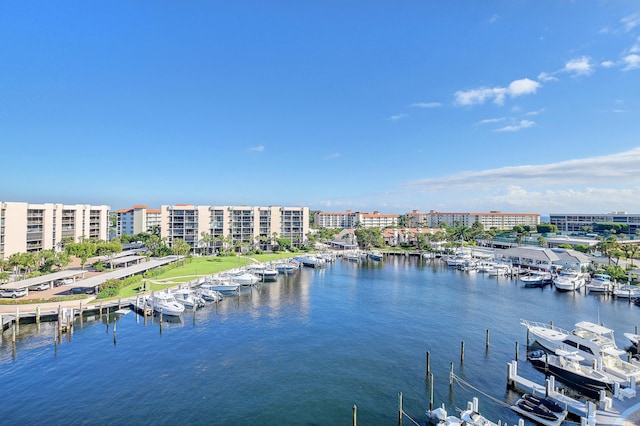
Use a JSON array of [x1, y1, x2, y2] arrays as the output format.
[[201, 231, 213, 255], [172, 239, 191, 266]]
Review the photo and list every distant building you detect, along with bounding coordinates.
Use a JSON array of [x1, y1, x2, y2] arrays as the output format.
[[115, 205, 161, 237], [550, 212, 640, 234], [0, 201, 110, 258], [408, 210, 540, 230], [161, 204, 309, 252], [382, 228, 443, 246], [314, 210, 398, 229]]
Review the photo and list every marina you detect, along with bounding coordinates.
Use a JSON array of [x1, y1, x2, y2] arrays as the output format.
[[2, 254, 640, 424]]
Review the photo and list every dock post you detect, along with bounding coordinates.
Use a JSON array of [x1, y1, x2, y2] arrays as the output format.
[[515, 341, 519, 362], [15, 307, 19, 325], [428, 373, 434, 412], [79, 302, 83, 326], [449, 362, 454, 387], [486, 329, 490, 348], [99, 302, 102, 316], [397, 392, 402, 426], [526, 329, 530, 347], [352, 404, 357, 426], [35, 305, 40, 324], [426, 351, 431, 377], [118, 298, 122, 310], [12, 323, 16, 345], [507, 362, 512, 389], [460, 341, 465, 363], [57, 305, 62, 332]]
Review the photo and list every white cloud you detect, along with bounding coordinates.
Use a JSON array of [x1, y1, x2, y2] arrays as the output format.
[[622, 54, 640, 71], [495, 119, 535, 132], [454, 77, 539, 106], [525, 108, 545, 116], [477, 117, 506, 125], [621, 14, 640, 32], [489, 14, 500, 24], [410, 102, 442, 108], [564, 56, 594, 76], [389, 114, 407, 121], [248, 145, 265, 152], [538, 71, 558, 82], [508, 78, 541, 97], [324, 153, 341, 160], [601, 60, 615, 68], [402, 147, 640, 192]]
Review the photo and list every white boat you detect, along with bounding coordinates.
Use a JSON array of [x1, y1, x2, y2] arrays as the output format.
[[553, 268, 585, 291], [486, 263, 511, 277], [295, 255, 326, 268], [585, 273, 612, 293], [368, 251, 383, 261], [246, 264, 278, 281], [198, 283, 224, 302], [521, 319, 626, 363], [204, 277, 240, 294], [510, 393, 567, 426], [613, 284, 640, 299], [172, 288, 206, 309], [427, 398, 499, 426], [521, 273, 545, 287], [445, 253, 472, 267], [624, 332, 640, 346], [220, 270, 259, 286], [148, 291, 185, 316], [272, 260, 299, 273]]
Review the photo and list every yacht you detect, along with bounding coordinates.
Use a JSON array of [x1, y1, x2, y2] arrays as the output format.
[[219, 270, 259, 286], [553, 268, 585, 291], [585, 273, 612, 294], [148, 291, 185, 316], [172, 288, 206, 309]]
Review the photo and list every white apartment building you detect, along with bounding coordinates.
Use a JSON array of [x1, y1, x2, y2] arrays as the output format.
[[422, 210, 540, 230], [550, 212, 640, 233], [314, 210, 398, 229], [115, 205, 162, 237], [0, 201, 110, 258], [161, 204, 309, 251]]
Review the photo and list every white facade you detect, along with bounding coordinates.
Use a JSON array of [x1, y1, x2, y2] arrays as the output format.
[[550, 212, 640, 234], [115, 205, 162, 237], [314, 210, 398, 229], [161, 205, 309, 251], [425, 210, 540, 230], [0, 201, 110, 258]]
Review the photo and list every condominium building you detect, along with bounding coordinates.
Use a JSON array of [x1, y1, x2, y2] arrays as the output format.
[[550, 212, 640, 233], [161, 204, 309, 251], [314, 210, 398, 229], [115, 205, 162, 237], [0, 201, 111, 258], [415, 210, 540, 230]]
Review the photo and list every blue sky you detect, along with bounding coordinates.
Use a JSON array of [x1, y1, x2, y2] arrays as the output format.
[[2, 1, 640, 215]]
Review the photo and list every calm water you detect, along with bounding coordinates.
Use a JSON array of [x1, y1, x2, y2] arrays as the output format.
[[1, 256, 639, 425]]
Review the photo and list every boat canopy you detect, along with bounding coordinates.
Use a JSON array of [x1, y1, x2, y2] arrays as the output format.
[[574, 321, 615, 336]]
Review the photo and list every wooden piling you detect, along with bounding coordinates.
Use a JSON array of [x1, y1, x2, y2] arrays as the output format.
[[460, 341, 465, 363], [486, 329, 490, 348], [15, 307, 19, 325], [36, 306, 40, 324], [99, 302, 102, 316], [397, 392, 403, 426], [515, 341, 519, 362], [526, 328, 530, 347], [426, 351, 431, 377], [79, 302, 83, 326], [428, 373, 434, 412], [12, 323, 16, 344], [118, 298, 122, 310], [449, 362, 454, 387], [352, 404, 357, 426]]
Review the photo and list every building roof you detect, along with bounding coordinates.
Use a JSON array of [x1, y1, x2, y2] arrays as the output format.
[[498, 247, 560, 262]]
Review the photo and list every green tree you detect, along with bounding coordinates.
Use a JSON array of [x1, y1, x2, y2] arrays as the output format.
[[96, 241, 123, 270], [536, 223, 558, 234], [172, 239, 192, 265], [66, 241, 97, 269]]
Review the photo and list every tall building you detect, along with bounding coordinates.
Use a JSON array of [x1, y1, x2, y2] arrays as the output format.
[[0, 201, 110, 258], [550, 212, 640, 233], [115, 205, 162, 237], [314, 210, 398, 229], [416, 210, 540, 230], [161, 204, 309, 251]]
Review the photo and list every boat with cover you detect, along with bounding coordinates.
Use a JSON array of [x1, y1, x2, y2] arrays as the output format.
[[245, 264, 278, 281], [585, 273, 612, 293], [521, 273, 546, 287], [219, 270, 259, 286], [272, 260, 299, 273], [612, 284, 640, 299], [204, 277, 240, 294], [511, 393, 566, 426], [368, 251, 383, 261], [553, 268, 585, 291], [148, 291, 185, 316], [172, 288, 206, 309], [527, 349, 615, 397]]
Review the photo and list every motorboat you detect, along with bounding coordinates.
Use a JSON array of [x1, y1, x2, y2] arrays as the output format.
[[486, 263, 511, 277], [511, 393, 566, 426], [585, 273, 612, 293], [172, 288, 206, 309], [198, 283, 224, 302], [624, 332, 640, 346], [272, 260, 299, 274], [428, 398, 499, 426], [521, 273, 545, 288], [553, 268, 585, 291], [367, 251, 383, 261], [294, 255, 326, 268], [204, 277, 240, 294], [245, 264, 278, 281], [521, 319, 626, 363], [527, 349, 616, 397], [219, 270, 259, 286], [445, 252, 472, 267], [148, 291, 185, 316], [612, 284, 640, 299]]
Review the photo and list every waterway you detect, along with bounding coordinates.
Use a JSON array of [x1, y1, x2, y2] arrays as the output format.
[[1, 256, 639, 425]]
